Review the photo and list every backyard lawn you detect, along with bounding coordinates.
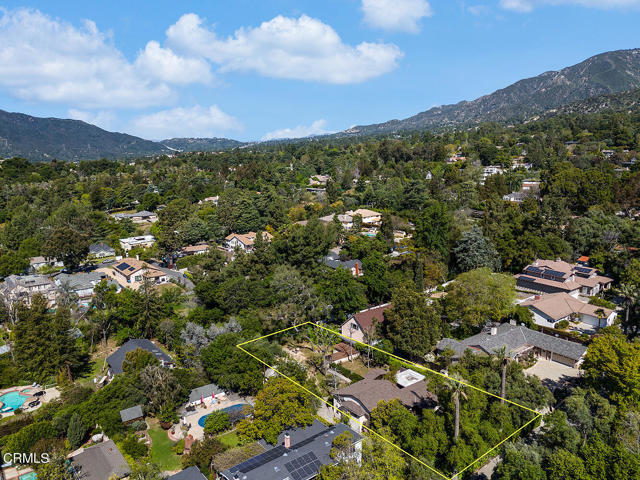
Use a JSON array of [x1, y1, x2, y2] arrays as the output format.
[[149, 426, 182, 471], [217, 430, 240, 448]]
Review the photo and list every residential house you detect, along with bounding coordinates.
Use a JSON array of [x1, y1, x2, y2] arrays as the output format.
[[182, 244, 211, 256], [219, 420, 361, 480], [435, 322, 587, 368], [54, 271, 120, 306], [110, 257, 168, 289], [88, 242, 116, 259], [319, 213, 353, 230], [503, 180, 540, 203], [106, 339, 174, 376], [333, 368, 438, 433], [29, 256, 63, 272], [198, 196, 219, 205], [514, 259, 613, 297], [0, 274, 59, 309], [345, 208, 382, 226], [112, 210, 158, 223], [520, 293, 616, 331], [224, 232, 273, 253], [71, 440, 130, 480], [341, 303, 392, 345], [119, 235, 156, 253], [480, 166, 504, 184], [168, 467, 208, 480], [119, 405, 144, 425], [322, 253, 363, 277], [188, 383, 226, 406], [309, 174, 331, 186]]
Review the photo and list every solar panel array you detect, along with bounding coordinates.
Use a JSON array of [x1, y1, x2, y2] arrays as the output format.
[[116, 262, 130, 271], [525, 266, 542, 273], [575, 267, 592, 274], [285, 452, 322, 480], [229, 446, 287, 474], [518, 276, 537, 283], [546, 269, 566, 278]]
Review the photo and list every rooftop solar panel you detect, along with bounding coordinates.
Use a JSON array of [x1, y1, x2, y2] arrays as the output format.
[[547, 270, 567, 277], [285, 452, 321, 480], [575, 267, 592, 273], [116, 262, 130, 271]]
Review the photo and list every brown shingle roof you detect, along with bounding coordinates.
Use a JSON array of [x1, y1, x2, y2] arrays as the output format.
[[333, 369, 437, 414], [350, 303, 392, 332]]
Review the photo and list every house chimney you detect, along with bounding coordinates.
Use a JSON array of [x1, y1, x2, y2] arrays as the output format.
[[534, 295, 540, 301], [355, 263, 360, 276], [284, 433, 291, 449], [136, 254, 140, 260], [490, 327, 497, 336]]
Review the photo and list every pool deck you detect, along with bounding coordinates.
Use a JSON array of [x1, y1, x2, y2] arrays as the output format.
[[1, 465, 35, 480], [0, 386, 60, 419], [178, 394, 253, 441]]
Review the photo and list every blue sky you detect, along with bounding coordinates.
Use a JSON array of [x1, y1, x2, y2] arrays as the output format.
[[0, 0, 638, 141]]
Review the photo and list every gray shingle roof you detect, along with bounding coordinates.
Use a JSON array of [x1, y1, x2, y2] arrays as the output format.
[[106, 339, 173, 375], [72, 440, 130, 480], [167, 466, 208, 480], [188, 383, 225, 403], [219, 420, 361, 480], [89, 242, 115, 254], [119, 405, 144, 423], [436, 323, 587, 362]]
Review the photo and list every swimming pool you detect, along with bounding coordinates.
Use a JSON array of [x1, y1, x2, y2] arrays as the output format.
[[198, 404, 251, 427], [0, 391, 29, 412], [19, 472, 37, 480]]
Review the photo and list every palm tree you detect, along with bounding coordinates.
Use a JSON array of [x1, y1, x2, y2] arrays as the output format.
[[619, 283, 639, 335], [444, 373, 468, 442], [493, 346, 510, 404], [594, 308, 606, 331]]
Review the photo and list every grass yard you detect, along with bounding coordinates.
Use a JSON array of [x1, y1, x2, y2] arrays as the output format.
[[149, 426, 182, 471], [341, 358, 370, 377], [217, 430, 240, 448]]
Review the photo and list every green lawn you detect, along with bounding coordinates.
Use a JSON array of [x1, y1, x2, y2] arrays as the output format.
[[149, 427, 182, 471], [217, 430, 240, 448]]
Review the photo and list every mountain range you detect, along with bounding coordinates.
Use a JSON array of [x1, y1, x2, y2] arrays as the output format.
[[341, 48, 640, 136], [1, 48, 640, 161]]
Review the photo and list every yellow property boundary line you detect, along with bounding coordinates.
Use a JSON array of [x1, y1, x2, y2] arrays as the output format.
[[237, 321, 542, 480]]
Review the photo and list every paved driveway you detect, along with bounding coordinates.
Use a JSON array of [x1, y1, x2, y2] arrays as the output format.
[[525, 358, 582, 390]]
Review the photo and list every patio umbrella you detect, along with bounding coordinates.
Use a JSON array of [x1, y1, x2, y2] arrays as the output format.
[[201, 394, 204, 404]]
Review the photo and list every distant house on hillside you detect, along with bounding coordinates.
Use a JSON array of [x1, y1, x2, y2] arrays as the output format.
[[224, 232, 273, 253], [112, 210, 158, 223], [109, 257, 168, 290], [341, 303, 392, 344], [54, 271, 120, 306], [0, 274, 59, 309], [333, 368, 437, 433], [319, 213, 353, 230], [520, 293, 616, 331], [29, 256, 63, 272], [119, 235, 156, 253], [514, 259, 613, 297], [107, 339, 174, 377], [198, 196, 219, 205], [345, 208, 382, 226], [309, 174, 331, 186], [89, 242, 116, 259], [322, 252, 363, 277], [181, 244, 210, 256]]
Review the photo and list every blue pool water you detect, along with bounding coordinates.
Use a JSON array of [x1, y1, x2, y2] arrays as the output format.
[[0, 391, 28, 411], [198, 404, 250, 427], [19, 472, 37, 480]]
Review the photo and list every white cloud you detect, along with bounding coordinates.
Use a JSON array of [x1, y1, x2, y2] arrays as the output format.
[[68, 109, 117, 130], [500, 0, 640, 12], [129, 105, 242, 140], [361, 0, 433, 33], [262, 119, 330, 140], [0, 8, 215, 109], [135, 41, 213, 85], [166, 13, 403, 84]]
